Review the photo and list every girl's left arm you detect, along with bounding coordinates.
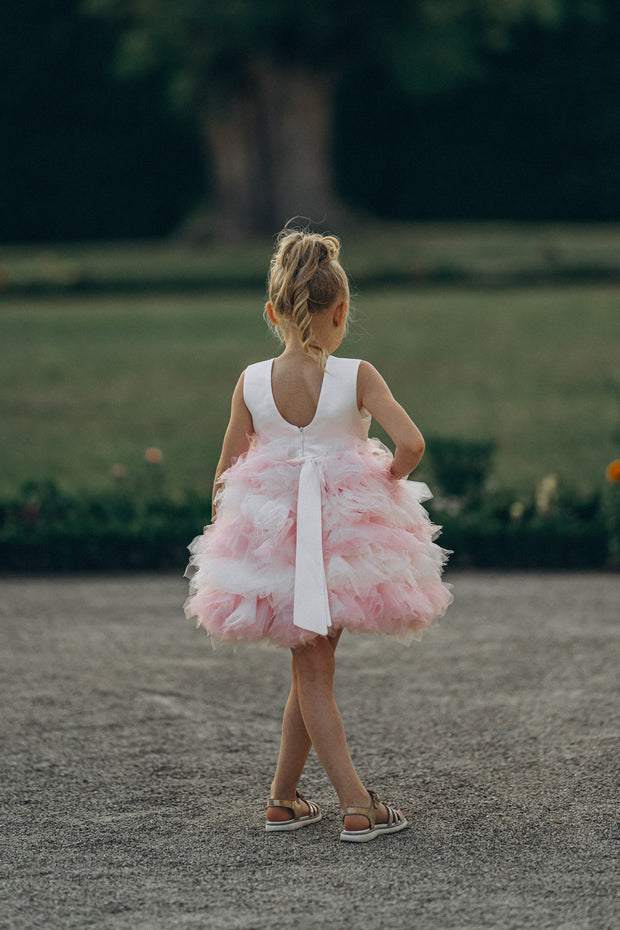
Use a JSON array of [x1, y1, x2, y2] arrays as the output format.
[[357, 361, 425, 479], [211, 373, 254, 520]]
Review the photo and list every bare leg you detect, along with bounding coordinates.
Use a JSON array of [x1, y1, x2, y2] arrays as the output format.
[[267, 632, 342, 823], [291, 633, 394, 832], [266, 662, 313, 822]]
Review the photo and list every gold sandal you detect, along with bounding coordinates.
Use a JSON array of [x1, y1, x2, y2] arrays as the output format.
[[340, 789, 408, 843], [265, 790, 322, 832]]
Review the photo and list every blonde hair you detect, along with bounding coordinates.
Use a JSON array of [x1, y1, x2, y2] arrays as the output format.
[[266, 228, 349, 370]]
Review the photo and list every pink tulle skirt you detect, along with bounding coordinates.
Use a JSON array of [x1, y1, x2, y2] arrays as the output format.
[[184, 439, 453, 648]]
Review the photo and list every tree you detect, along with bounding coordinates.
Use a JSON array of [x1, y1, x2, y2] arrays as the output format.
[[0, 0, 203, 242], [85, 0, 599, 239]]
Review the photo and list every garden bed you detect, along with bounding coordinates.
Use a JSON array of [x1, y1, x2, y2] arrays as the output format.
[[0, 478, 616, 573]]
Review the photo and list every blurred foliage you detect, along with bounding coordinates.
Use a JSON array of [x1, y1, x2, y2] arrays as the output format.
[[436, 509, 608, 569], [603, 482, 620, 565], [0, 0, 202, 241], [339, 3, 620, 222], [2, 0, 620, 239], [0, 476, 613, 572], [425, 438, 496, 498], [430, 482, 609, 570], [0, 0, 620, 242], [81, 0, 604, 235], [5, 224, 620, 296], [0, 479, 209, 572], [83, 0, 588, 106]]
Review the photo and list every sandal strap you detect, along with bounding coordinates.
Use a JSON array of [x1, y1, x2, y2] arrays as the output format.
[[384, 805, 397, 827], [342, 789, 381, 828], [268, 790, 315, 817]]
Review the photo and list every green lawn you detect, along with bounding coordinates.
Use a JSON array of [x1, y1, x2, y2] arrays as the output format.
[[1, 283, 619, 498], [3, 222, 620, 291]]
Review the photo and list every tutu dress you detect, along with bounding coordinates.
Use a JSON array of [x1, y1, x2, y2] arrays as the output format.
[[184, 355, 453, 648]]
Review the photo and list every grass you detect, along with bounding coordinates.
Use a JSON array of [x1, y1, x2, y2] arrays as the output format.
[[3, 221, 620, 292], [1, 281, 619, 500]]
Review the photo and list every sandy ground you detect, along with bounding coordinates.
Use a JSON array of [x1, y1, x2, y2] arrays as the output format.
[[0, 572, 618, 930]]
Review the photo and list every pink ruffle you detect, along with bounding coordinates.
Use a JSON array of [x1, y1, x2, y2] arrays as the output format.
[[184, 438, 453, 648]]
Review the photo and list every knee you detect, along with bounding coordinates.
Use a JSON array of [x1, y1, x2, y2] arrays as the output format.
[[292, 637, 335, 685]]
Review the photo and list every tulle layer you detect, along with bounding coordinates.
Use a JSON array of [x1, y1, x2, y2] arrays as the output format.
[[184, 438, 453, 648]]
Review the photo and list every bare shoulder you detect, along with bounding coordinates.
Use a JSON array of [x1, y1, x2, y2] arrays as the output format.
[[228, 371, 253, 427], [357, 360, 393, 406], [231, 370, 247, 402], [225, 370, 253, 434]]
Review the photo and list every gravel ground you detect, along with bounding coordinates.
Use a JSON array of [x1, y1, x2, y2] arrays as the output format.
[[0, 572, 618, 930]]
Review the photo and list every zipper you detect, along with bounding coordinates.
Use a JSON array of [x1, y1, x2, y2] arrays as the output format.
[[299, 426, 305, 456]]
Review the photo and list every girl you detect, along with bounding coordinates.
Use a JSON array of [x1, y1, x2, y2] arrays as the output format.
[[185, 228, 452, 843]]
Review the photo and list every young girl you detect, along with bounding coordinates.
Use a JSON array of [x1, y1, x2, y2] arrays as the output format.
[[184, 228, 452, 843]]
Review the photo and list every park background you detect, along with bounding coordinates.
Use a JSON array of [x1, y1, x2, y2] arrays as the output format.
[[1, 0, 620, 571]]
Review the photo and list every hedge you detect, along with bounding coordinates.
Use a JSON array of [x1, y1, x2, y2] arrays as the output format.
[[0, 481, 209, 573], [0, 479, 617, 573]]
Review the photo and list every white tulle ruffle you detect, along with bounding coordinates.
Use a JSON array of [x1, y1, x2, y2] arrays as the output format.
[[184, 438, 453, 648]]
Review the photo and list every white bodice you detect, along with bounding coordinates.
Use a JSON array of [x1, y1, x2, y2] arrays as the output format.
[[243, 355, 371, 458], [242, 355, 372, 637]]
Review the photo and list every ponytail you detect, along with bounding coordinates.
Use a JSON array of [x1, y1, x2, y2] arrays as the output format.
[[267, 228, 349, 370]]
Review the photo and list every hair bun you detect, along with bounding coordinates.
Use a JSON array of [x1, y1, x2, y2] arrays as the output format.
[[275, 230, 340, 270], [276, 232, 304, 270], [318, 235, 340, 264]]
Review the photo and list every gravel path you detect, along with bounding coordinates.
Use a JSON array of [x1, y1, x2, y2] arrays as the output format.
[[1, 572, 618, 930]]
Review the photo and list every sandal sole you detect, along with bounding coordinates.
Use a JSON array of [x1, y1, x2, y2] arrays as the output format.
[[339, 818, 409, 842], [265, 813, 322, 832]]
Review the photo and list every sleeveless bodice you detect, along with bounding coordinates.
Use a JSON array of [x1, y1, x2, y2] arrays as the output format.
[[243, 355, 371, 458], [242, 355, 371, 637]]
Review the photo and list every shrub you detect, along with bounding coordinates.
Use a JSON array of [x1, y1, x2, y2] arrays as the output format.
[[430, 484, 608, 570], [426, 437, 496, 498], [0, 480, 210, 573], [603, 480, 620, 567], [0, 476, 615, 573]]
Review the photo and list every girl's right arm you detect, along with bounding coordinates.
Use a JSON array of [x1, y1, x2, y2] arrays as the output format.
[[211, 373, 254, 519], [357, 361, 425, 480]]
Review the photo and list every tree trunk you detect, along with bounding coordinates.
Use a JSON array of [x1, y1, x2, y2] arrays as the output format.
[[184, 63, 347, 241], [202, 90, 271, 239], [255, 62, 346, 231]]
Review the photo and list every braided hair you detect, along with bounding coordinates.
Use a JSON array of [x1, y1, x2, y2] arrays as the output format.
[[267, 228, 349, 370]]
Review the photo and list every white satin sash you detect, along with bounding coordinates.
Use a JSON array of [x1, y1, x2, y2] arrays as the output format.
[[293, 457, 332, 635]]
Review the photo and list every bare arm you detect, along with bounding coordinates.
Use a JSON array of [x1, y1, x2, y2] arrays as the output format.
[[358, 361, 425, 480], [211, 373, 254, 519]]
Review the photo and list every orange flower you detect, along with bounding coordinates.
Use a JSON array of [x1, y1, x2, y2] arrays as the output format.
[[145, 447, 163, 464], [606, 459, 620, 483]]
